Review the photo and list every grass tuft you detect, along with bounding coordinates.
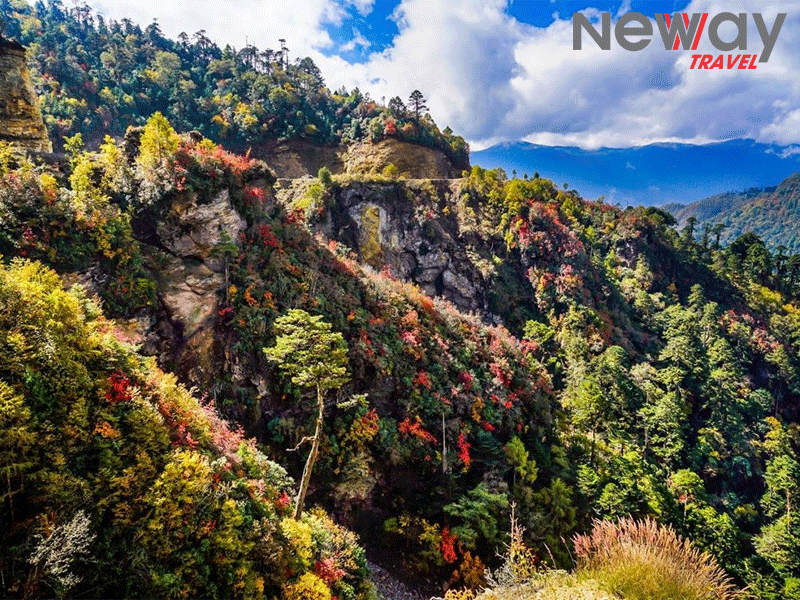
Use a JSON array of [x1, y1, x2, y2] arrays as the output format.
[[573, 517, 741, 600]]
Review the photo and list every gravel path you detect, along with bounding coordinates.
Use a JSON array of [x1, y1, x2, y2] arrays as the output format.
[[368, 561, 428, 600]]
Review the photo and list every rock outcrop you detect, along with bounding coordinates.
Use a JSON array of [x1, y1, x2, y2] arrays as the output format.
[[343, 139, 461, 179], [0, 38, 51, 152], [281, 179, 495, 318], [247, 139, 345, 179], [139, 188, 251, 386], [257, 138, 465, 180]]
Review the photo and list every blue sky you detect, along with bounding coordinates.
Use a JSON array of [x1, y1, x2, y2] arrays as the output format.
[[88, 0, 800, 151], [322, 1, 694, 62]]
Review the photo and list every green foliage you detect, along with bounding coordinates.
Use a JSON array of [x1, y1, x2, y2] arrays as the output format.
[[265, 309, 349, 392], [505, 436, 537, 484], [318, 166, 333, 187], [444, 484, 509, 550], [1, 20, 800, 590], [672, 174, 800, 254], [0, 2, 468, 166], [0, 259, 370, 599]]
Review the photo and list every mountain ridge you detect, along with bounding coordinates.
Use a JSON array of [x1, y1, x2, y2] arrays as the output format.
[[472, 139, 800, 207], [671, 172, 800, 253]]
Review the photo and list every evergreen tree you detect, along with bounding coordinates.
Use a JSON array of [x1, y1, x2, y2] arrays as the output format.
[[408, 89, 428, 119], [264, 309, 350, 519]]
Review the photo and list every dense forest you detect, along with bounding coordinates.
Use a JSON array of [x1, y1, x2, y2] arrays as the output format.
[[1, 2, 800, 600], [671, 173, 800, 255], [1, 111, 800, 598], [0, 0, 468, 168]]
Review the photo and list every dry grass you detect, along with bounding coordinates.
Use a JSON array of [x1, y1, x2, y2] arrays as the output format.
[[573, 517, 742, 600], [473, 512, 614, 600]]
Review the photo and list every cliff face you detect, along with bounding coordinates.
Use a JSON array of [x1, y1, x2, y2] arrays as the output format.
[[277, 178, 503, 321], [342, 138, 462, 179], [256, 138, 465, 179], [0, 39, 52, 152]]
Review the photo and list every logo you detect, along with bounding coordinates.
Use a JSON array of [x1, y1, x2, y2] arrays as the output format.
[[573, 12, 786, 69]]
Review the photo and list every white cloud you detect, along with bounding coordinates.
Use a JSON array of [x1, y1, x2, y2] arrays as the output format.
[[86, 0, 800, 150], [88, 0, 350, 54], [344, 0, 376, 17], [340, 28, 371, 52], [316, 0, 800, 149]]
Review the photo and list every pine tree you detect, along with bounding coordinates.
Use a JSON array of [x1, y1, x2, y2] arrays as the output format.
[[264, 310, 349, 519], [408, 90, 428, 120]]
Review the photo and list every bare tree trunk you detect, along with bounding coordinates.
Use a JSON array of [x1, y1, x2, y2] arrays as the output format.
[[294, 384, 324, 520]]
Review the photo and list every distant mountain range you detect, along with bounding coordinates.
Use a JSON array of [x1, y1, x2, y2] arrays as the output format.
[[471, 139, 800, 207], [668, 173, 800, 253]]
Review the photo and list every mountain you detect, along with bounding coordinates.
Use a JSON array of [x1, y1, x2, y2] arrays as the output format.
[[4, 4, 800, 600], [670, 173, 800, 253], [0, 1, 468, 168], [472, 139, 800, 207], [4, 112, 800, 596]]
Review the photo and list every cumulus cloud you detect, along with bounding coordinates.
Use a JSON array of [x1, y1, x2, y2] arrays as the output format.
[[314, 0, 800, 149], [89, 0, 347, 53], [340, 28, 371, 52], [86, 0, 800, 150]]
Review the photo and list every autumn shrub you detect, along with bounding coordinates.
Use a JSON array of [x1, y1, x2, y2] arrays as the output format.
[[573, 518, 741, 600], [475, 517, 612, 600], [0, 259, 371, 600], [283, 572, 332, 600]]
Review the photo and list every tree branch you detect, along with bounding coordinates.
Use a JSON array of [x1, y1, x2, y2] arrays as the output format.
[[287, 435, 316, 452]]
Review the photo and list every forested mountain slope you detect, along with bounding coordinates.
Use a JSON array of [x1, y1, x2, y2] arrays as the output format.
[[0, 2, 799, 599], [671, 173, 800, 254], [1, 111, 800, 597], [0, 0, 468, 171]]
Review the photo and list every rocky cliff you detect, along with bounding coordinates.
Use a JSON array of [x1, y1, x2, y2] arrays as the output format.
[[276, 177, 513, 323], [0, 38, 51, 152], [255, 137, 465, 179]]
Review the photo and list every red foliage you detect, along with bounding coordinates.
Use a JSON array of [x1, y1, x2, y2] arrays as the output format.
[[440, 527, 458, 564], [174, 422, 199, 449], [246, 186, 266, 204], [383, 119, 397, 136], [105, 372, 133, 403], [399, 416, 437, 444], [357, 409, 380, 438], [458, 370, 474, 390], [276, 493, 291, 510], [315, 558, 346, 584], [413, 370, 432, 390], [457, 432, 471, 470], [22, 226, 36, 245], [490, 362, 511, 387], [481, 421, 496, 432], [259, 224, 281, 249]]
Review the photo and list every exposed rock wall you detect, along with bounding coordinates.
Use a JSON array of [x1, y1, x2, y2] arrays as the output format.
[[257, 138, 464, 180], [246, 139, 345, 179], [138, 187, 251, 387], [0, 39, 51, 152], [283, 179, 495, 318], [343, 139, 461, 179]]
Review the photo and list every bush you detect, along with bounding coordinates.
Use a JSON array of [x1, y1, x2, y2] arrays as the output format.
[[318, 167, 333, 187], [283, 573, 332, 600]]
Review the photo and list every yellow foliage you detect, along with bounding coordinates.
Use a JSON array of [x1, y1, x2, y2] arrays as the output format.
[[281, 516, 314, 570], [283, 573, 332, 600], [137, 112, 180, 170]]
